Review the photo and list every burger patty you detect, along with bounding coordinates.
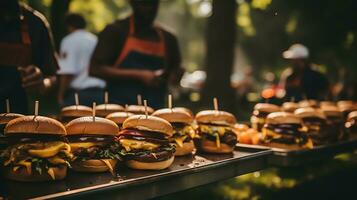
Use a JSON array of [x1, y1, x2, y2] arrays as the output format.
[[200, 131, 237, 146], [264, 124, 309, 145], [67, 135, 114, 143], [264, 124, 302, 135], [71, 142, 122, 161], [119, 129, 167, 140], [5, 134, 67, 145], [117, 134, 169, 145], [124, 145, 175, 163]]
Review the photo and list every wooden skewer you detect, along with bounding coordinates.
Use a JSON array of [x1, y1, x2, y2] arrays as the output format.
[[75, 93, 79, 109], [168, 94, 172, 109], [213, 97, 218, 111], [34, 101, 39, 117], [137, 94, 142, 106], [6, 99, 10, 113], [92, 102, 96, 122], [144, 100, 148, 119], [104, 91, 109, 110]]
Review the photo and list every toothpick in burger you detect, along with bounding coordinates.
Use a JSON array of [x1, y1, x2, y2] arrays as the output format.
[[117, 115, 175, 170], [152, 108, 196, 156]]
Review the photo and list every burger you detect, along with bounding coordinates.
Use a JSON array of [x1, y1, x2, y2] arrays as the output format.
[[106, 112, 134, 129], [321, 105, 345, 141], [1, 116, 72, 182], [60, 105, 92, 124], [320, 101, 336, 108], [152, 108, 196, 156], [195, 110, 237, 154], [282, 102, 299, 113], [117, 115, 175, 170], [295, 107, 331, 145], [65, 117, 121, 174], [337, 100, 356, 119], [0, 113, 24, 134], [346, 111, 357, 135], [298, 99, 319, 108], [96, 104, 124, 118], [251, 103, 280, 132], [262, 112, 313, 149], [0, 113, 24, 152], [127, 105, 154, 115]]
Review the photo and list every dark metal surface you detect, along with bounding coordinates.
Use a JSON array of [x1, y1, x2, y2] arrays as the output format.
[[0, 146, 271, 200], [236, 138, 357, 167]]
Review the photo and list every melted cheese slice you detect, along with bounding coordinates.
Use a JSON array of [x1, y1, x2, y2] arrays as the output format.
[[120, 139, 159, 151], [28, 142, 71, 158], [215, 134, 221, 148], [47, 168, 55, 180], [174, 136, 187, 148], [101, 159, 114, 175], [17, 160, 32, 174], [48, 156, 67, 165]]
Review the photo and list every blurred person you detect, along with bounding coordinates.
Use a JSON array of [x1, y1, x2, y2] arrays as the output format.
[[90, 0, 182, 109], [0, 0, 57, 114], [279, 44, 329, 101], [57, 13, 105, 107]]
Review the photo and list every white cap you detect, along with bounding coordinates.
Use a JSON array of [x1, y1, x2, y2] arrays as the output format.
[[282, 44, 309, 59]]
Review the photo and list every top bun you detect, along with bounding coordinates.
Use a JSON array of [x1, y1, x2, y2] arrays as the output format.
[[282, 102, 299, 112], [96, 104, 124, 117], [337, 101, 356, 112], [254, 103, 280, 113], [0, 113, 24, 124], [174, 107, 194, 117], [66, 116, 119, 136], [320, 105, 342, 117], [5, 116, 66, 136], [298, 99, 319, 108], [122, 115, 173, 137], [294, 107, 326, 119], [61, 105, 92, 117], [320, 101, 335, 107], [106, 112, 134, 125], [195, 110, 237, 125], [152, 108, 193, 124], [347, 111, 357, 121], [266, 112, 302, 124], [337, 100, 354, 107], [127, 105, 154, 114]]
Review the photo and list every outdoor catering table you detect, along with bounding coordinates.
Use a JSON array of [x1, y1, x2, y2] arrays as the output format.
[[0, 146, 271, 200], [236, 136, 357, 167]]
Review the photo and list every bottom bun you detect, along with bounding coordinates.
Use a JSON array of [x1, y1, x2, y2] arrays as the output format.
[[126, 156, 174, 170], [71, 159, 117, 173], [174, 140, 195, 156], [3, 165, 67, 182], [200, 139, 234, 154]]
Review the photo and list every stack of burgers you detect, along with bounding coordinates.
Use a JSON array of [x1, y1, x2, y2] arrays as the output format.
[[251, 103, 280, 132]]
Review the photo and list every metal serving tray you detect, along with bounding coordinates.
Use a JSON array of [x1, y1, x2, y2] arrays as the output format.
[[236, 138, 357, 167], [0, 146, 271, 200]]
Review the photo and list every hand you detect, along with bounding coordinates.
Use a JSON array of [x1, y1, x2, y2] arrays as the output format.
[[140, 70, 160, 86], [18, 65, 44, 90]]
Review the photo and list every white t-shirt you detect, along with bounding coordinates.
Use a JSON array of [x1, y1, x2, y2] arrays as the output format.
[[58, 30, 106, 89]]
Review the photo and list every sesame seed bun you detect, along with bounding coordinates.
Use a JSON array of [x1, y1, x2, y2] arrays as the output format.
[[60, 105, 92, 118], [66, 116, 119, 136], [0, 113, 24, 124], [95, 104, 124, 117], [195, 110, 236, 126], [105, 112, 134, 125], [5, 116, 66, 136], [282, 102, 299, 113], [294, 107, 326, 119], [266, 112, 302, 124], [127, 105, 154, 114], [254, 103, 280, 113], [122, 115, 173, 137], [152, 108, 193, 124]]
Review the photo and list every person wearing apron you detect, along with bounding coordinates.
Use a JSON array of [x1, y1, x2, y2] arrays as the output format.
[[0, 1, 58, 114], [90, 0, 182, 109]]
